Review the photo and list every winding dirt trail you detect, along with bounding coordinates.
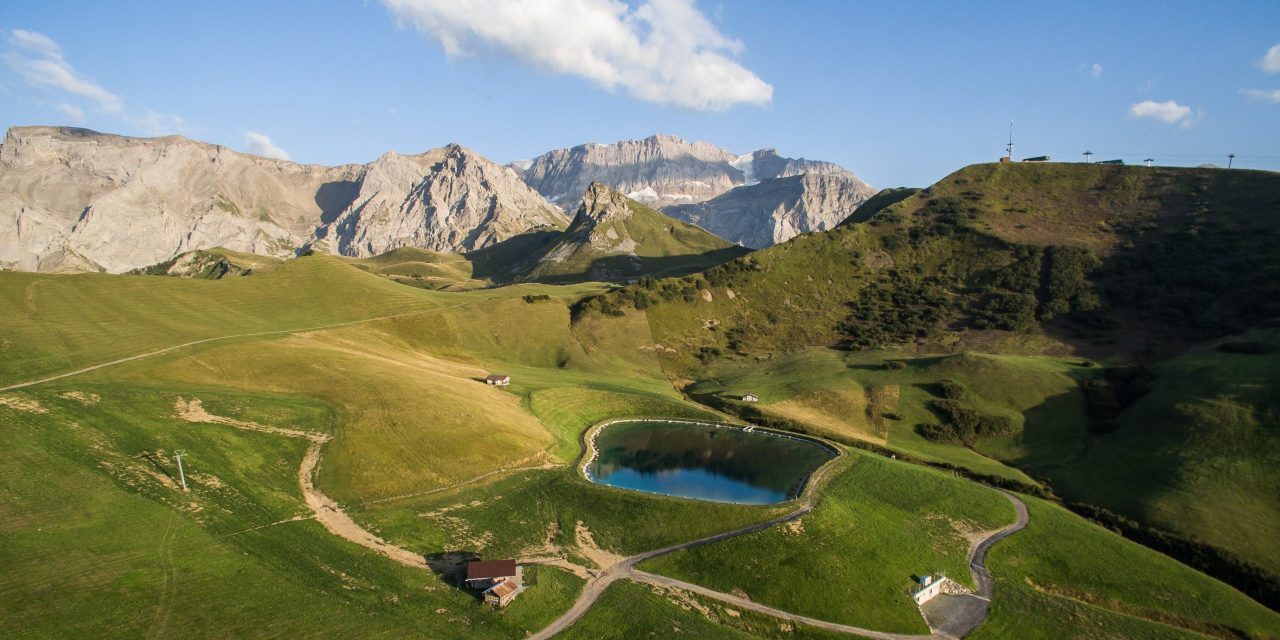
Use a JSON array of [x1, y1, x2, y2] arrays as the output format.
[[177, 398, 436, 569]]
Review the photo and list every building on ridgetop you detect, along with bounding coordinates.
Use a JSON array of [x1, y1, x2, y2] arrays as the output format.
[[910, 574, 945, 605], [485, 374, 511, 386], [742, 393, 759, 402], [464, 559, 524, 608]]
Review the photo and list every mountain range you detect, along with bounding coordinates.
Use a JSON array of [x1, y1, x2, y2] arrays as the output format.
[[0, 127, 872, 273], [515, 134, 876, 247]]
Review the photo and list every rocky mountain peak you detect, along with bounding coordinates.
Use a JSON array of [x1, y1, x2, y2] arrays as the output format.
[[0, 126, 565, 272], [576, 182, 633, 227], [517, 134, 870, 224]]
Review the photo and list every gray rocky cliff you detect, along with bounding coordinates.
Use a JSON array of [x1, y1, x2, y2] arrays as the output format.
[[0, 127, 565, 272], [664, 173, 876, 249], [515, 134, 870, 246]]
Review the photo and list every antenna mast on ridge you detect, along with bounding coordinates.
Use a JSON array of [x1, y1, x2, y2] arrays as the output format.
[[1005, 120, 1015, 160]]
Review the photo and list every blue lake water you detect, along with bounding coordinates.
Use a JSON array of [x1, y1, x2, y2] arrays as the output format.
[[585, 421, 835, 505]]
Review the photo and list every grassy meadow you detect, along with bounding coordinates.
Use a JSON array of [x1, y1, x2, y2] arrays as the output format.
[[5, 163, 1280, 640], [640, 450, 1016, 633], [0, 383, 582, 639], [1043, 330, 1280, 574], [976, 497, 1280, 639]]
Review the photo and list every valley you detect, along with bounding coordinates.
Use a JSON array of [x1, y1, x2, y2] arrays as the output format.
[[2, 153, 1279, 640]]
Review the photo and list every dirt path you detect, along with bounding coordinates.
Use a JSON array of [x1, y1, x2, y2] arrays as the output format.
[[296, 438, 430, 569], [178, 399, 437, 570], [0, 300, 485, 392], [528, 465, 1030, 640]]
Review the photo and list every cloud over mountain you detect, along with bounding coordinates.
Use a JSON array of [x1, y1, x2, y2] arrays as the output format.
[[2, 29, 122, 112], [244, 131, 290, 160], [381, 0, 772, 111]]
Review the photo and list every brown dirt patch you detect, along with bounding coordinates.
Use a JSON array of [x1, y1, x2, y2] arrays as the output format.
[[0, 395, 47, 414], [58, 390, 101, 405]]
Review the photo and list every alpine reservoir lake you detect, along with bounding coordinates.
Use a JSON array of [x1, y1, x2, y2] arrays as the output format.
[[585, 420, 836, 504]]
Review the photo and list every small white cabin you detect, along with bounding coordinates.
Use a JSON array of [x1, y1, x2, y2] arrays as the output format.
[[742, 393, 759, 402], [485, 374, 511, 386], [911, 574, 945, 605]]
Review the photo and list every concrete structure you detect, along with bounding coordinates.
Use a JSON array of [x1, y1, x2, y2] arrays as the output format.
[[485, 374, 511, 386], [911, 574, 945, 605]]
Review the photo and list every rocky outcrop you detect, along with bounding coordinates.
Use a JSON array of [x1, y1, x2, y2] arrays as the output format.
[[518, 182, 746, 283], [514, 134, 869, 246], [516, 134, 861, 211], [664, 173, 876, 249], [517, 134, 741, 210], [317, 145, 564, 257], [0, 127, 565, 273]]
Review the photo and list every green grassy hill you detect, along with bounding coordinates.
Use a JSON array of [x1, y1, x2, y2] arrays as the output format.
[[572, 161, 1280, 602], [518, 182, 749, 283], [130, 247, 285, 278], [4, 162, 1280, 638]]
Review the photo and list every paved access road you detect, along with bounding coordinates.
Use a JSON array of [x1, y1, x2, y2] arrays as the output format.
[[529, 487, 1030, 640]]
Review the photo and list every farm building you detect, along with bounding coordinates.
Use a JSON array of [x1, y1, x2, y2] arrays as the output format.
[[742, 393, 759, 402], [910, 574, 945, 605], [464, 559, 524, 608], [1022, 155, 1050, 162], [485, 374, 511, 386]]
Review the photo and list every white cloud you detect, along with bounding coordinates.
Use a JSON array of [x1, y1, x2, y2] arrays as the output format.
[[3, 28, 191, 135], [3, 28, 122, 112], [1091, 63, 1103, 79], [1241, 88, 1280, 104], [244, 131, 290, 160], [1129, 100, 1197, 128], [381, 0, 772, 111], [54, 103, 85, 123], [131, 110, 189, 136], [1261, 43, 1280, 73], [9, 29, 62, 59]]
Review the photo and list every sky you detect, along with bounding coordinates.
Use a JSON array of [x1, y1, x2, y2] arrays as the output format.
[[1, 0, 1278, 187]]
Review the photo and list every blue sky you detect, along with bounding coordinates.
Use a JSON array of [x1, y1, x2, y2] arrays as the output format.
[[1, 0, 1278, 187]]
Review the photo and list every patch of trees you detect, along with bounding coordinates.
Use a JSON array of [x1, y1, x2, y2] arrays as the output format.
[[838, 277, 948, 348], [971, 292, 1038, 331], [921, 197, 982, 235], [703, 256, 763, 288], [931, 379, 967, 399], [1216, 340, 1270, 354], [916, 399, 1013, 446], [694, 346, 721, 364], [1039, 245, 1103, 320], [970, 244, 1104, 331], [1079, 366, 1154, 434], [570, 294, 626, 320], [1066, 502, 1280, 611], [522, 294, 551, 303]]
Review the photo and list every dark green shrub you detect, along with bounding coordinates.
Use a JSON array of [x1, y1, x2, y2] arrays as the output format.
[[932, 379, 967, 399]]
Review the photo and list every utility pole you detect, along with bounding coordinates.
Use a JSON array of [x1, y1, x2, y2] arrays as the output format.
[[173, 449, 189, 492], [1083, 150, 1093, 164], [1228, 153, 1235, 169], [1006, 120, 1014, 160], [1144, 158, 1154, 167]]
